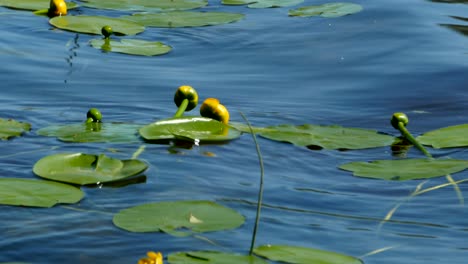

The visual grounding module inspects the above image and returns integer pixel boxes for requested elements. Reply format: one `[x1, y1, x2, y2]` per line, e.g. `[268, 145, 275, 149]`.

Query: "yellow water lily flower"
[138, 251, 163, 264]
[49, 0, 67, 17]
[200, 98, 230, 124]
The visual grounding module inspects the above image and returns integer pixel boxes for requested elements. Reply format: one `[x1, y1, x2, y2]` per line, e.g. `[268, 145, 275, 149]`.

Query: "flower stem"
[173, 98, 188, 118]
[397, 122, 432, 158]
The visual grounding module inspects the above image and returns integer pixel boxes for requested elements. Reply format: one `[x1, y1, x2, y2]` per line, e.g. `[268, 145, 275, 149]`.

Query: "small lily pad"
[289, 3, 363, 18]
[0, 0, 78, 11]
[417, 124, 468, 149]
[90, 38, 172, 56]
[139, 116, 242, 143]
[0, 178, 84, 208]
[33, 153, 148, 185]
[49, 15, 145, 35]
[222, 0, 303, 8]
[253, 244, 363, 264]
[81, 0, 208, 11]
[121, 11, 245, 28]
[0, 118, 31, 140]
[113, 200, 245, 236]
[339, 158, 468, 180]
[168, 251, 268, 264]
[37, 122, 141, 143]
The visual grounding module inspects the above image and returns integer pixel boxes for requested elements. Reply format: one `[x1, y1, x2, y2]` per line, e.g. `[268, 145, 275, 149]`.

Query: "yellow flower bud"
[200, 98, 230, 124]
[49, 0, 67, 16]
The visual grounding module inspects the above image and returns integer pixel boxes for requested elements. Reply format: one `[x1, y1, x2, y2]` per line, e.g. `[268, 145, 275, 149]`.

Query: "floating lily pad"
[222, 0, 303, 8]
[0, 0, 78, 11]
[49, 15, 145, 35]
[33, 153, 148, 185]
[0, 118, 31, 140]
[90, 38, 172, 56]
[253, 245, 363, 264]
[417, 124, 468, 148]
[0, 178, 84, 207]
[121, 11, 245, 28]
[339, 158, 468, 180]
[37, 122, 141, 143]
[139, 116, 242, 143]
[113, 200, 245, 236]
[168, 251, 268, 264]
[289, 3, 363, 18]
[81, 0, 208, 11]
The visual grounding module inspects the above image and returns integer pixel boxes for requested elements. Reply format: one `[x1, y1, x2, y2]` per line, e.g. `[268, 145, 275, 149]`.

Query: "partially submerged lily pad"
[417, 124, 468, 149]
[168, 251, 268, 264]
[81, 0, 208, 12]
[49, 15, 145, 35]
[113, 200, 245, 236]
[121, 11, 245, 28]
[33, 153, 148, 185]
[139, 116, 242, 143]
[90, 38, 172, 56]
[0, 178, 84, 207]
[0, 118, 31, 140]
[0, 0, 78, 11]
[339, 158, 468, 180]
[289, 3, 363, 18]
[222, 0, 303, 8]
[253, 244, 363, 264]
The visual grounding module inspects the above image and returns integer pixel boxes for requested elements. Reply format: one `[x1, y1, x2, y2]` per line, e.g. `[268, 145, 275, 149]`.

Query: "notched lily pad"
[339, 158, 468, 180]
[168, 251, 268, 264]
[49, 15, 145, 35]
[0, 118, 31, 140]
[113, 200, 245, 236]
[121, 11, 245, 28]
[90, 38, 172, 56]
[289, 2, 363, 18]
[417, 124, 468, 149]
[253, 244, 363, 264]
[0, 0, 78, 11]
[0, 178, 84, 207]
[222, 0, 303, 8]
[139, 116, 242, 143]
[81, 0, 208, 11]
[33, 153, 148, 185]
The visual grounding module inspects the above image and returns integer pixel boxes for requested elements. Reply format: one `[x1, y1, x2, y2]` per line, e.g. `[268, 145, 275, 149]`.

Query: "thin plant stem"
[397, 122, 431, 158]
[174, 98, 188, 118]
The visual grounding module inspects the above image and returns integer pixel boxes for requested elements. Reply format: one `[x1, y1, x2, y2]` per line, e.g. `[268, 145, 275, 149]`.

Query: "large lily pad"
[121, 11, 245, 28]
[49, 15, 145, 35]
[139, 117, 242, 143]
[90, 38, 172, 56]
[417, 124, 468, 149]
[33, 153, 148, 185]
[37, 123, 141, 143]
[339, 158, 468, 180]
[168, 251, 268, 264]
[0, 178, 83, 208]
[222, 0, 303, 8]
[0, 118, 31, 140]
[253, 245, 363, 264]
[113, 200, 245, 236]
[289, 3, 363, 18]
[81, 0, 208, 12]
[0, 0, 78, 11]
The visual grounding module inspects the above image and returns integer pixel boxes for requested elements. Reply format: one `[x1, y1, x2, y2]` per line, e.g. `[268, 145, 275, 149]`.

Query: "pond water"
[0, 0, 467, 263]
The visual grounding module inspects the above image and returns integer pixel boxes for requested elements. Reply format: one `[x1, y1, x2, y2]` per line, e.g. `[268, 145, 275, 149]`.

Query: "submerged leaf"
[169, 251, 268, 264]
[90, 38, 172, 56]
[49, 15, 145, 35]
[222, 0, 303, 8]
[289, 3, 363, 18]
[81, 0, 208, 11]
[0, 0, 78, 11]
[0, 118, 31, 140]
[417, 124, 468, 148]
[339, 158, 468, 180]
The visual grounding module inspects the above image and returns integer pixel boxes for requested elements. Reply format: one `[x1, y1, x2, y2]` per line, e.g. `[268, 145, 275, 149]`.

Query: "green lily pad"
[121, 11, 245, 28]
[0, 0, 78, 11]
[37, 122, 141, 143]
[113, 200, 245, 236]
[417, 124, 468, 149]
[81, 0, 208, 11]
[49, 15, 145, 35]
[90, 38, 172, 56]
[0, 118, 31, 140]
[339, 158, 468, 180]
[222, 0, 303, 8]
[0, 178, 84, 208]
[33, 153, 148, 185]
[289, 3, 363, 18]
[253, 245, 363, 264]
[139, 116, 242, 143]
[168, 251, 268, 264]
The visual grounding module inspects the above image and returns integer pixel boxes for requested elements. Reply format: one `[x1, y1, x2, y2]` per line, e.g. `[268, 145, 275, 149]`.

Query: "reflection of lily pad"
[417, 124, 468, 148]
[253, 245, 363, 264]
[0, 118, 31, 140]
[222, 0, 303, 8]
[0, 0, 78, 11]
[113, 200, 245, 236]
[168, 251, 268, 264]
[33, 153, 148, 185]
[121, 11, 245, 28]
[339, 158, 468, 180]
[139, 117, 242, 143]
[49, 15, 145, 35]
[0, 178, 84, 208]
[81, 0, 208, 11]
[90, 38, 172, 56]
[289, 3, 363, 18]
[37, 123, 141, 143]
